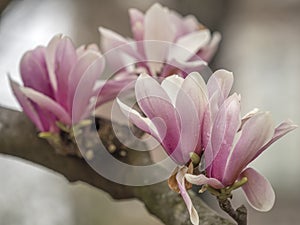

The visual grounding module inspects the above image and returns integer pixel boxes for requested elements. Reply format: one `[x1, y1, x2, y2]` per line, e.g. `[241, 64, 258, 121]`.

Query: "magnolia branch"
[0, 107, 234, 225]
[218, 198, 247, 225]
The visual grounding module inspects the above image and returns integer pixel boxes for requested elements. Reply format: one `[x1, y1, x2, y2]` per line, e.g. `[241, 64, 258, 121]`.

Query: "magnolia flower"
[186, 94, 297, 212]
[117, 69, 234, 163]
[118, 69, 297, 224]
[10, 34, 109, 133]
[100, 3, 221, 79]
[117, 70, 233, 225]
[118, 73, 204, 164]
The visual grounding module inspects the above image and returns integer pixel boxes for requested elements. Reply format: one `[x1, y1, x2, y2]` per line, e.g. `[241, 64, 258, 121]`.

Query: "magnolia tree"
[3, 3, 297, 225]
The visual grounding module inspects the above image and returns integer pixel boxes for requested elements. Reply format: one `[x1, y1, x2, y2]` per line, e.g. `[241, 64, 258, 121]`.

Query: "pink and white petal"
[55, 37, 77, 81]
[253, 120, 298, 161]
[20, 47, 53, 97]
[241, 168, 275, 212]
[68, 51, 104, 111]
[176, 167, 199, 225]
[180, 72, 209, 121]
[160, 58, 206, 78]
[185, 174, 224, 189]
[197, 32, 221, 62]
[170, 11, 198, 38]
[117, 98, 158, 137]
[207, 90, 221, 123]
[144, 3, 175, 74]
[129, 8, 144, 41]
[208, 94, 241, 181]
[171, 30, 211, 62]
[9, 79, 45, 131]
[76, 44, 100, 57]
[240, 108, 260, 130]
[135, 73, 180, 157]
[99, 27, 142, 65]
[169, 11, 186, 38]
[144, 3, 174, 43]
[95, 77, 136, 106]
[85, 43, 100, 52]
[21, 87, 72, 125]
[223, 112, 274, 185]
[45, 34, 63, 92]
[135, 73, 175, 120]
[71, 55, 105, 123]
[161, 75, 184, 105]
[177, 72, 208, 154]
[207, 69, 233, 105]
[55, 36, 77, 109]
[174, 76, 201, 162]
[182, 15, 199, 32]
[176, 59, 207, 75]
[201, 106, 212, 150]
[207, 70, 236, 127]
[36, 107, 58, 132]
[99, 27, 130, 52]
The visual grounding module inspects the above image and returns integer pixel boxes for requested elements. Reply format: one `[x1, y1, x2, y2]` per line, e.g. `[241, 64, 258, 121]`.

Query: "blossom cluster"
[10, 3, 218, 134]
[118, 70, 296, 224]
[10, 3, 296, 225]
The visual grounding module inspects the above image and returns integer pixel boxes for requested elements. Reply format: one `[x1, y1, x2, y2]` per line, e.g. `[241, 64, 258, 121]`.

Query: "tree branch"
[0, 106, 234, 225]
[218, 198, 247, 225]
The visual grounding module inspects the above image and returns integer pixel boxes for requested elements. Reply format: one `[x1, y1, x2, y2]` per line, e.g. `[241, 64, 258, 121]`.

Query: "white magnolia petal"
[161, 75, 184, 105]
[241, 168, 275, 212]
[176, 167, 199, 225]
[135, 73, 174, 119]
[129, 8, 144, 41]
[45, 34, 63, 92]
[207, 69, 234, 104]
[181, 72, 209, 119]
[99, 27, 129, 52]
[171, 30, 211, 62]
[144, 3, 175, 74]
[185, 174, 224, 189]
[177, 72, 208, 155]
[199, 32, 222, 62]
[208, 94, 241, 182]
[223, 112, 274, 185]
[240, 108, 260, 129]
[117, 98, 158, 137]
[135, 73, 181, 163]
[253, 119, 298, 160]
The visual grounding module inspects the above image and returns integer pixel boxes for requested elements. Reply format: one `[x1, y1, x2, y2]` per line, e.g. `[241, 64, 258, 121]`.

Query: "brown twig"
[218, 198, 247, 225]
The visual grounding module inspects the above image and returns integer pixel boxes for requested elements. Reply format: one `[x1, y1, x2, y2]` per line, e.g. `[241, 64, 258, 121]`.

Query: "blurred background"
[0, 0, 299, 224]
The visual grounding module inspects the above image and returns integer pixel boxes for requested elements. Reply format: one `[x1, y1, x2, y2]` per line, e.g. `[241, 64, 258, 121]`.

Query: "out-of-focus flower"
[117, 70, 232, 225]
[100, 3, 221, 79]
[10, 34, 107, 133]
[186, 95, 297, 212]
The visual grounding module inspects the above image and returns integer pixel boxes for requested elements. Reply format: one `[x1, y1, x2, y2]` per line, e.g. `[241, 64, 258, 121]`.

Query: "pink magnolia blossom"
[118, 69, 296, 224]
[100, 3, 221, 79]
[186, 95, 297, 212]
[117, 70, 234, 225]
[118, 72, 207, 165]
[10, 34, 118, 133]
[117, 70, 234, 164]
